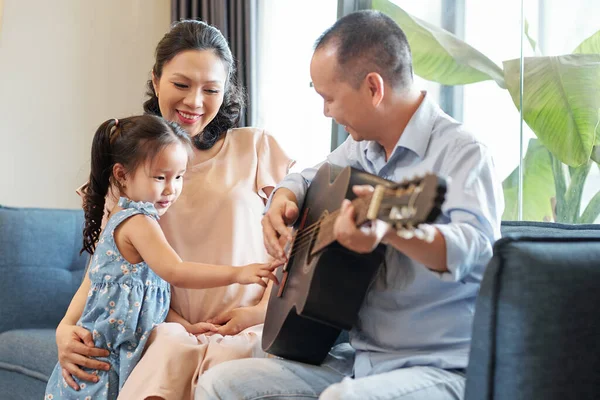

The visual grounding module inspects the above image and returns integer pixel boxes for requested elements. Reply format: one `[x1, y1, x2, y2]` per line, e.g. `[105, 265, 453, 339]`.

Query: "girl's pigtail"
[81, 119, 119, 254]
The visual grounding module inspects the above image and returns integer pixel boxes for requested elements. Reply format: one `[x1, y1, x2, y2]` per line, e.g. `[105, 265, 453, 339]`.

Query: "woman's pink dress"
[115, 128, 293, 399]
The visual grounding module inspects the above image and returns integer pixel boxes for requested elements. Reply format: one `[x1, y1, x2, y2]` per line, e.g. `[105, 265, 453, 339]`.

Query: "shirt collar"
[364, 91, 438, 161]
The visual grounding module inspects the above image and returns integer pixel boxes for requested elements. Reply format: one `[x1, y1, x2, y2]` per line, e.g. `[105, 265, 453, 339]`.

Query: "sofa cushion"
[0, 206, 88, 334]
[0, 329, 57, 381]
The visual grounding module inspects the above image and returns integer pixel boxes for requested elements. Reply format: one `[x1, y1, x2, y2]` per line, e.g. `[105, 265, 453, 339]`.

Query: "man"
[195, 10, 503, 400]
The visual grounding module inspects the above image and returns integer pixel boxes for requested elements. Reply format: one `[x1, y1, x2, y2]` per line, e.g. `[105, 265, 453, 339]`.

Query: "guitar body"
[262, 164, 396, 365]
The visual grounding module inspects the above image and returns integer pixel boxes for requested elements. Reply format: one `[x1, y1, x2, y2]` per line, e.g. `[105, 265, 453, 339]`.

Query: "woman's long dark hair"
[80, 115, 191, 255]
[144, 20, 245, 150]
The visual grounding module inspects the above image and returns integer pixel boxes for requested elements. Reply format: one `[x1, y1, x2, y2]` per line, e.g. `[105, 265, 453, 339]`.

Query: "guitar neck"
[310, 197, 371, 255]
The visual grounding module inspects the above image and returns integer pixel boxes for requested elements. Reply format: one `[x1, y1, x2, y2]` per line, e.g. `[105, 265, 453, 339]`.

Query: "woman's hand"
[187, 322, 220, 335]
[55, 322, 110, 391]
[206, 304, 265, 336]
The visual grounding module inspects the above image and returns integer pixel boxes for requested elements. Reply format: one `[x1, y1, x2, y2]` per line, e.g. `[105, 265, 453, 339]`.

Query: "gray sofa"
[0, 205, 87, 399]
[465, 222, 600, 399]
[1, 205, 599, 399]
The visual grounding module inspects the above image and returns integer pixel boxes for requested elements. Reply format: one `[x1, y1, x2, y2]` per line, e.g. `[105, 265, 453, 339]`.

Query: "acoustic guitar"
[262, 163, 447, 365]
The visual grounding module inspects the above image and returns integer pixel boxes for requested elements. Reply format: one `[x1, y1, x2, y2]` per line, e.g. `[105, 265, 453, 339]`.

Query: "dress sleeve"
[256, 130, 295, 200]
[75, 182, 119, 230]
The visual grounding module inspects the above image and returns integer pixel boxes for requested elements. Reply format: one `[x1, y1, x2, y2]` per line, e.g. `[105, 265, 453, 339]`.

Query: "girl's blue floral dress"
[45, 198, 170, 400]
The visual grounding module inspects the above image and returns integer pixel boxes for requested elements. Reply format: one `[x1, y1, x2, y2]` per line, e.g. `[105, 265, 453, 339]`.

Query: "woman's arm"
[166, 308, 219, 335]
[164, 308, 191, 330]
[207, 282, 274, 336]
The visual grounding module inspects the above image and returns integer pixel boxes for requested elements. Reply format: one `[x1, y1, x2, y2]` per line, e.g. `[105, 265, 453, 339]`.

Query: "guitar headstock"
[356, 173, 446, 235]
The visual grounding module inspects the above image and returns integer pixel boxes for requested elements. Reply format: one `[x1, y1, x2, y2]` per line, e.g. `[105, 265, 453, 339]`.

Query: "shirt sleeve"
[255, 130, 295, 200]
[433, 140, 504, 283]
[265, 136, 356, 210]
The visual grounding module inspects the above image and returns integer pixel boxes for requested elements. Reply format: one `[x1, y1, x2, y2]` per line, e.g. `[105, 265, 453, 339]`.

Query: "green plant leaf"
[573, 30, 600, 54]
[503, 139, 555, 221]
[579, 190, 600, 223]
[592, 146, 600, 163]
[563, 161, 591, 222]
[524, 19, 538, 54]
[551, 154, 567, 221]
[503, 55, 600, 166]
[372, 0, 505, 88]
[591, 108, 600, 164]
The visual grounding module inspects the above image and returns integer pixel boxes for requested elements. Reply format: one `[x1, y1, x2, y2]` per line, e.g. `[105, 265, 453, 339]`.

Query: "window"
[383, 0, 600, 223]
[256, 0, 338, 171]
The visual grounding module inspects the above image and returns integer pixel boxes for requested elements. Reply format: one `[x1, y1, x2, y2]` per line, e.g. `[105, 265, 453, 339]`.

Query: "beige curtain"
[0, 0, 4, 40]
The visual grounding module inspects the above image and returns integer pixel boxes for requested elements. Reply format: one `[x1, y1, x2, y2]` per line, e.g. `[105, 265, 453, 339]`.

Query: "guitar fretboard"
[310, 197, 371, 254]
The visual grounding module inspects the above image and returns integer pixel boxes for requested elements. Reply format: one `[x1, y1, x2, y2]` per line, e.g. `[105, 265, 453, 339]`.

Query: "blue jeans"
[194, 344, 465, 400]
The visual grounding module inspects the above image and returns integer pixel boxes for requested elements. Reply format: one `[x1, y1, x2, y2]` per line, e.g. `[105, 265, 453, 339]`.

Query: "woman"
[56, 20, 293, 399]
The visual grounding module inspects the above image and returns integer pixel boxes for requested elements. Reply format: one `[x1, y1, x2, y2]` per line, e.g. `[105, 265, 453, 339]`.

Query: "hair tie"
[109, 119, 120, 143]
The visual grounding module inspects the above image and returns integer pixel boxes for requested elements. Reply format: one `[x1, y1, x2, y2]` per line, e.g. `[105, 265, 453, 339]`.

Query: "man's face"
[310, 46, 373, 142]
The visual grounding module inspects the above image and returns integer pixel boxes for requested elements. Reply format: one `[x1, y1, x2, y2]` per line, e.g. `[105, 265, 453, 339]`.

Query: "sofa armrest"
[465, 236, 600, 400]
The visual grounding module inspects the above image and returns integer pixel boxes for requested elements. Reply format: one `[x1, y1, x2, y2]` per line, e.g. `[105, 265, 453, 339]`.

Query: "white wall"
[0, 0, 170, 208]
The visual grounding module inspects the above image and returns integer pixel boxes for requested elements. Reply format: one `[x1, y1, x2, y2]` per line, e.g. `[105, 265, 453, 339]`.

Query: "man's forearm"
[383, 227, 448, 272]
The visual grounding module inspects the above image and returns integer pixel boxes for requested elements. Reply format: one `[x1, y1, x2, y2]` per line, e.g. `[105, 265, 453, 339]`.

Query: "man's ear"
[113, 163, 128, 188]
[365, 72, 385, 107]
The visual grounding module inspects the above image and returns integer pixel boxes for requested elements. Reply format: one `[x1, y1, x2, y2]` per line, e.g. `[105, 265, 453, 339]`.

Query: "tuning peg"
[414, 228, 426, 241]
[416, 224, 436, 243]
[396, 226, 414, 240]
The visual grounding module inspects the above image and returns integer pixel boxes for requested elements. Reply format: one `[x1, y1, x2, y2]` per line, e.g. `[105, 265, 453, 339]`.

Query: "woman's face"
[153, 49, 228, 138]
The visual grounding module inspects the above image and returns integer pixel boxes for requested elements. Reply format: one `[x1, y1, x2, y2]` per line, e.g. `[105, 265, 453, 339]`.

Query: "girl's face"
[153, 49, 228, 138]
[118, 143, 189, 216]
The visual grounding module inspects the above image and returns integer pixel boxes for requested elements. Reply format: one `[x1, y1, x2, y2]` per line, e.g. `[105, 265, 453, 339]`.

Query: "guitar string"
[294, 188, 413, 245]
[285, 187, 421, 258]
[285, 195, 374, 250]
[286, 202, 400, 258]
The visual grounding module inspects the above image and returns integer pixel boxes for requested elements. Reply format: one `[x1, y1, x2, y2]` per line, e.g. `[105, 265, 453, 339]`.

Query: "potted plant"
[373, 0, 600, 223]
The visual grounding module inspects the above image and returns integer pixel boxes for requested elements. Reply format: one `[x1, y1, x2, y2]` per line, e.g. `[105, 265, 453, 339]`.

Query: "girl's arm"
[124, 215, 279, 289]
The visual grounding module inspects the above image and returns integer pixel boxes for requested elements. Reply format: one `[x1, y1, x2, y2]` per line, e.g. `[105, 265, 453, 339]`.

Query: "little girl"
[45, 115, 279, 400]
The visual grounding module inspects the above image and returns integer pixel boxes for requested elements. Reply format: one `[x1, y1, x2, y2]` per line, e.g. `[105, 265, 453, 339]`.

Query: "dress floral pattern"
[45, 198, 171, 400]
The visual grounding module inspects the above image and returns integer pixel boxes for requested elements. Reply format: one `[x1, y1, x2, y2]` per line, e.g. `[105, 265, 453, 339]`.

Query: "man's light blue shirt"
[269, 92, 504, 377]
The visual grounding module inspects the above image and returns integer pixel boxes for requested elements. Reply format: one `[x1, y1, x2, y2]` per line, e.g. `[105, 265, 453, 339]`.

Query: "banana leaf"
[573, 29, 600, 54]
[372, 0, 505, 88]
[503, 54, 600, 167]
[503, 139, 555, 221]
[573, 30, 600, 163]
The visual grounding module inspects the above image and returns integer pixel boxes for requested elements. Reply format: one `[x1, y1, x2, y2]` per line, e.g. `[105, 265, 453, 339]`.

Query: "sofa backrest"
[501, 220, 600, 238]
[466, 222, 600, 399]
[0, 205, 88, 334]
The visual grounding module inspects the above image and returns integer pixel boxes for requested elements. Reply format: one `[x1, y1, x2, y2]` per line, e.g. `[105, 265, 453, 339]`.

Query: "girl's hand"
[56, 322, 110, 391]
[186, 322, 219, 335]
[234, 261, 281, 287]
